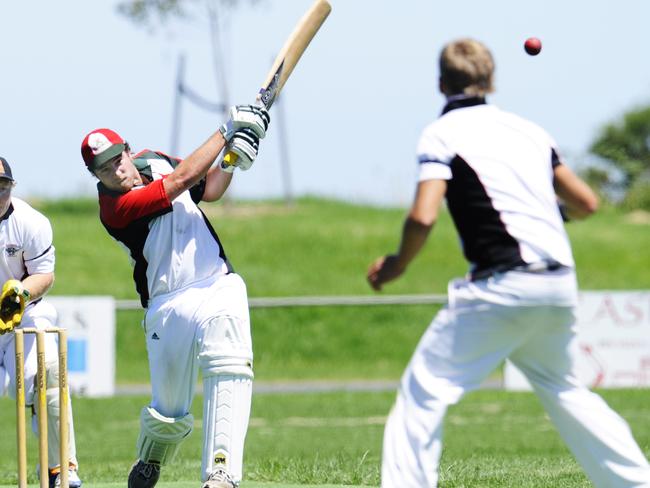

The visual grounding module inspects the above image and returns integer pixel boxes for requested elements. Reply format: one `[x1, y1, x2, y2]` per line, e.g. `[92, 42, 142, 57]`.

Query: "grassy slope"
[35, 198, 650, 383]
[39, 198, 650, 297]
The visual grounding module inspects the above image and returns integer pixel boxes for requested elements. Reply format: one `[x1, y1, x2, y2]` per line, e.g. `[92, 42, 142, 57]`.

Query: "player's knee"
[199, 316, 253, 378]
[201, 354, 253, 378]
[136, 406, 194, 465]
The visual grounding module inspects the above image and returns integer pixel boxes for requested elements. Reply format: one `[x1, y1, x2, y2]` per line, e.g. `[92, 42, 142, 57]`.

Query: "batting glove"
[0, 318, 13, 335]
[220, 128, 260, 173]
[219, 105, 270, 142]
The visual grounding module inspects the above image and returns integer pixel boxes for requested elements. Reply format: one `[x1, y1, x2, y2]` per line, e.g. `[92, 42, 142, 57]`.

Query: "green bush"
[623, 179, 650, 211]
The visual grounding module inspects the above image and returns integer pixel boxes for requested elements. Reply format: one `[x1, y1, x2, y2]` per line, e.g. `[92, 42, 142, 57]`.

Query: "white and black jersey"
[98, 150, 232, 308]
[417, 97, 574, 279]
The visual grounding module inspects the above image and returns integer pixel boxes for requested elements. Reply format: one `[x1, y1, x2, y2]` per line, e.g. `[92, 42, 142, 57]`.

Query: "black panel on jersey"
[198, 208, 234, 273]
[446, 155, 523, 275]
[24, 245, 52, 262]
[0, 203, 14, 222]
[102, 209, 171, 308]
[189, 179, 206, 204]
[551, 148, 562, 168]
[133, 157, 154, 181]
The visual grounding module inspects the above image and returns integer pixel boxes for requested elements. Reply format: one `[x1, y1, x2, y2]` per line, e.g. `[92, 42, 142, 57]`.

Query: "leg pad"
[136, 406, 193, 465]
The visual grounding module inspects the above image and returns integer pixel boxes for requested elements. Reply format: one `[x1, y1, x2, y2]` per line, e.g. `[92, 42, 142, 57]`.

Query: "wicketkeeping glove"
[220, 128, 260, 173]
[0, 279, 29, 335]
[219, 105, 270, 142]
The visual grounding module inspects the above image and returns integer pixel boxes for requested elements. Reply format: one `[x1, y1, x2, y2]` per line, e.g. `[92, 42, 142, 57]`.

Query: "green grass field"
[2, 389, 650, 487]
[0, 484, 358, 488]
[3, 197, 648, 486]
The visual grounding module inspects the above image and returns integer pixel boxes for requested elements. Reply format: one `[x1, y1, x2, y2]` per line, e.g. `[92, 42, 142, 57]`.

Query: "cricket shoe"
[47, 465, 82, 488]
[202, 468, 237, 488]
[128, 460, 161, 488]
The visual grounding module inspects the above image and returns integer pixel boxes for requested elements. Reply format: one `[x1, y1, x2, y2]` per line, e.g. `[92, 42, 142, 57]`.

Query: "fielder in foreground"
[81, 105, 269, 488]
[0, 157, 81, 487]
[367, 38, 650, 487]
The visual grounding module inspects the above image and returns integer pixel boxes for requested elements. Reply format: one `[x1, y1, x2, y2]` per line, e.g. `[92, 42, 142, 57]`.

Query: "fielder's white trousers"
[382, 269, 650, 488]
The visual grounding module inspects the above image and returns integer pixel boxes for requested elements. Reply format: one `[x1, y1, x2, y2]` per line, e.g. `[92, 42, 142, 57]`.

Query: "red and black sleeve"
[99, 179, 172, 229]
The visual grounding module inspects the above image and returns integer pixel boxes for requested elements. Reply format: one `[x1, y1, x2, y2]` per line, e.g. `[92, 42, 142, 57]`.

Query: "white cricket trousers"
[143, 273, 252, 483]
[382, 269, 650, 488]
[144, 273, 251, 417]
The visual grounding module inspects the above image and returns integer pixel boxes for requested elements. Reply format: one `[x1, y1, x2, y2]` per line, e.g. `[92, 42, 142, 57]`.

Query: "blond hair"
[439, 38, 495, 97]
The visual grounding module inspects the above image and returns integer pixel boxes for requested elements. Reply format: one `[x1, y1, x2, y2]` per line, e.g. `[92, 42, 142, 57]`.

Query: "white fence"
[115, 293, 448, 309]
[38, 291, 650, 397]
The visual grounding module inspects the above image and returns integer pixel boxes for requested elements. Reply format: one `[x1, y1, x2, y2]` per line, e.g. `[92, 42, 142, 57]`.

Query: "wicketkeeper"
[81, 104, 269, 488]
[0, 157, 82, 487]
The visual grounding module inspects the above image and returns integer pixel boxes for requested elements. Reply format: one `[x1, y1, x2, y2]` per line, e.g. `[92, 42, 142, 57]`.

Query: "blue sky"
[1, 0, 649, 205]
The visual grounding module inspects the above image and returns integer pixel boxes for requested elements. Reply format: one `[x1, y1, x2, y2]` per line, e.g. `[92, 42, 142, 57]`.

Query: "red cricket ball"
[524, 37, 542, 56]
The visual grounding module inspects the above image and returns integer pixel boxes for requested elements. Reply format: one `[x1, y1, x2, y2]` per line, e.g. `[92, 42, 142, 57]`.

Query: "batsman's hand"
[0, 279, 29, 334]
[220, 128, 260, 173]
[219, 105, 270, 142]
[367, 254, 406, 291]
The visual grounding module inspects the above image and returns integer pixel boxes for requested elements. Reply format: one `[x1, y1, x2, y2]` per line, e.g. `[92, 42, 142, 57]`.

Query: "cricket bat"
[222, 0, 331, 168]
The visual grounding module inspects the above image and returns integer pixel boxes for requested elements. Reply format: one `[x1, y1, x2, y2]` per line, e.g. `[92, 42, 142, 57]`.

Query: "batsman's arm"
[163, 105, 268, 201]
[163, 131, 228, 202]
[202, 165, 234, 202]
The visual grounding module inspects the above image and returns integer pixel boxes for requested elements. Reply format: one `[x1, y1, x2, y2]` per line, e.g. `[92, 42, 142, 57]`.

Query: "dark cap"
[0, 157, 14, 181]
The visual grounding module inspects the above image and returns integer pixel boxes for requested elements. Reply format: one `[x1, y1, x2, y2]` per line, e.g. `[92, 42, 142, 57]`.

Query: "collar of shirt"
[441, 95, 487, 116]
[0, 202, 14, 222]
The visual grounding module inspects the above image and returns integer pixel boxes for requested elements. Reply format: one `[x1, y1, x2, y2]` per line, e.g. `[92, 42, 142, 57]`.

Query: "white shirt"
[417, 99, 574, 276]
[98, 151, 231, 307]
[0, 197, 55, 320]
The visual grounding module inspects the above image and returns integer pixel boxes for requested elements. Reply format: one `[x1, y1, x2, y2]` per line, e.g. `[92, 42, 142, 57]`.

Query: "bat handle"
[223, 151, 239, 167]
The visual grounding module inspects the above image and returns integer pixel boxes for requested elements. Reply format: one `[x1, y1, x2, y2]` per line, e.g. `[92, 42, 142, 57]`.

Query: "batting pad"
[201, 372, 253, 483]
[137, 407, 194, 465]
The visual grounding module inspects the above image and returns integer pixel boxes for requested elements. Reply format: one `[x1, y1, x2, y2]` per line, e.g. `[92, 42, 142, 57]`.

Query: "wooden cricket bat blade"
[223, 0, 331, 168]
